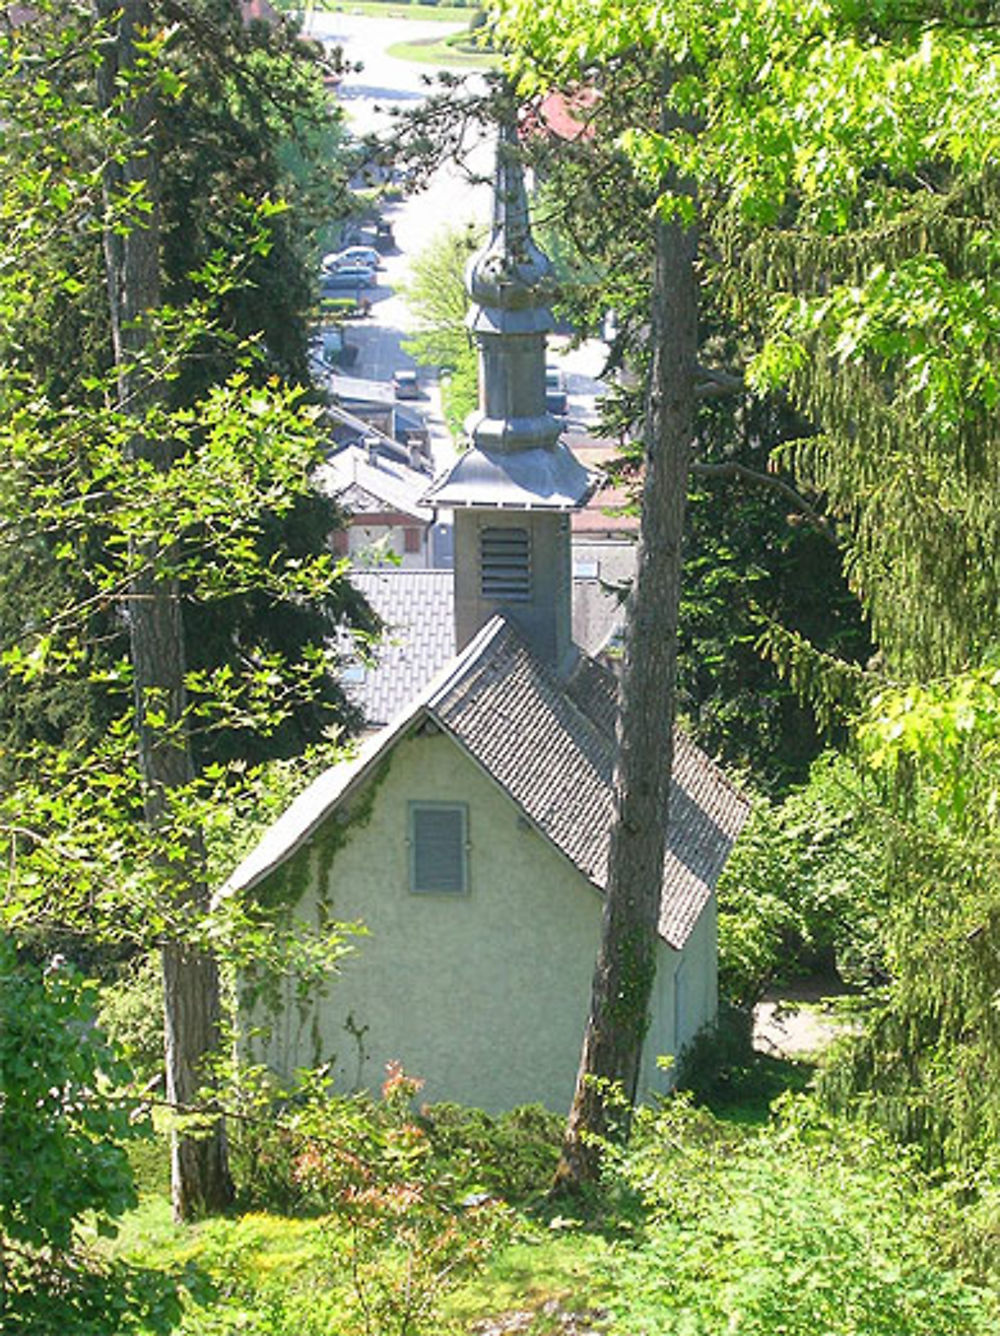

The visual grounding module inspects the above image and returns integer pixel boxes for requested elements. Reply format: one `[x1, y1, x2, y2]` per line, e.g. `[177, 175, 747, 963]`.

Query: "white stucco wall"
[348, 522, 428, 569]
[247, 728, 715, 1113]
[638, 892, 716, 1098]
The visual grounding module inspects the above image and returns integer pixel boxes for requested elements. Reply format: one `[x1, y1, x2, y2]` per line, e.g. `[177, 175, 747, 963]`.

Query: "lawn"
[387, 29, 497, 67]
[105, 1181, 614, 1336]
[311, 0, 476, 21]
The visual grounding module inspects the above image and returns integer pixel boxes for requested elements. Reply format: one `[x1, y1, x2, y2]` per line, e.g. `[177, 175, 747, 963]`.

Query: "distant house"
[314, 443, 450, 569]
[1, 3, 34, 26]
[226, 128, 748, 1113]
[569, 434, 639, 659]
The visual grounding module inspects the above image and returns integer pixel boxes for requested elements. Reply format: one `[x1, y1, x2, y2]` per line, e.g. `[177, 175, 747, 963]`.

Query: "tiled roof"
[347, 570, 456, 726]
[315, 447, 433, 523]
[426, 621, 749, 948]
[225, 617, 748, 949]
[569, 437, 640, 536]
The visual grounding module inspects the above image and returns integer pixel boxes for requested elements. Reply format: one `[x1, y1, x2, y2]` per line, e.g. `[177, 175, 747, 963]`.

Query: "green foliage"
[0, 940, 185, 1333]
[819, 666, 1000, 1171]
[678, 417, 869, 789]
[515, 46, 868, 788]
[717, 754, 886, 1005]
[99, 952, 167, 1088]
[0, 0, 371, 787]
[606, 1093, 1000, 1335]
[399, 224, 482, 436]
[223, 1060, 562, 1214]
[212, 1062, 514, 1336]
[416, 1102, 565, 1201]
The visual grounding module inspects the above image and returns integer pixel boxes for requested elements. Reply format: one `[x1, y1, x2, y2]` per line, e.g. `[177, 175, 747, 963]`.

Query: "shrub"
[717, 753, 886, 1005]
[418, 1102, 564, 1200]
[0, 942, 184, 1334]
[99, 951, 165, 1087]
[673, 1003, 755, 1099]
[608, 1093, 999, 1336]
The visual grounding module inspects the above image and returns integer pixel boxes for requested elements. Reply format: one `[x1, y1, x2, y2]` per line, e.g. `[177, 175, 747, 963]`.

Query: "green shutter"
[410, 804, 467, 893]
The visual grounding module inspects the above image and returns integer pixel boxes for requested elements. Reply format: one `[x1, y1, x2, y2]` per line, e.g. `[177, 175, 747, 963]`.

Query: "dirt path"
[752, 977, 859, 1059]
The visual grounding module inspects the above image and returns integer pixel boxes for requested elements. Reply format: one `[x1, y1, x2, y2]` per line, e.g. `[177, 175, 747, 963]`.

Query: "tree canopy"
[496, 0, 1000, 1173]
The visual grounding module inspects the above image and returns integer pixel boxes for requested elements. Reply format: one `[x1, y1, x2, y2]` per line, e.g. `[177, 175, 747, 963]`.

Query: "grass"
[101, 1185, 613, 1335]
[100, 1044, 817, 1334]
[314, 1, 476, 20]
[387, 28, 497, 67]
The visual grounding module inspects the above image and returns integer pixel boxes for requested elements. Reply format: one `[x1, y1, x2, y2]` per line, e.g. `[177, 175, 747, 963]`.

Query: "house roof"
[347, 569, 456, 725]
[570, 436, 640, 536]
[240, 0, 281, 22]
[423, 441, 595, 511]
[314, 446, 433, 523]
[224, 615, 749, 950]
[331, 374, 396, 408]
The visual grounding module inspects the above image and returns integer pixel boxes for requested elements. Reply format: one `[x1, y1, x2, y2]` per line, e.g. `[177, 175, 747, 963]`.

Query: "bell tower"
[425, 123, 592, 671]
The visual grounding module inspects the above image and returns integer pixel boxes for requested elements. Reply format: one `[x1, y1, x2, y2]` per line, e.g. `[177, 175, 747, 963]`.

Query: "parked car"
[393, 368, 420, 399]
[545, 365, 568, 416]
[320, 265, 375, 293]
[322, 246, 381, 273]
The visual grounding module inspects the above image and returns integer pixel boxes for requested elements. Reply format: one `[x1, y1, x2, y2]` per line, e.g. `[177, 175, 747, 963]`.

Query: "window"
[480, 527, 531, 601]
[404, 526, 421, 554]
[409, 802, 468, 894]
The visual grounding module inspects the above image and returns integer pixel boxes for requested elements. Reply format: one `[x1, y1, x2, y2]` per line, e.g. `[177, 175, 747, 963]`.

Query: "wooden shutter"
[410, 804, 467, 893]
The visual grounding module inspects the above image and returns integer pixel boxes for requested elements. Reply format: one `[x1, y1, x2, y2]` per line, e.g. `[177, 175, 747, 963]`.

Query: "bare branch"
[690, 459, 836, 539]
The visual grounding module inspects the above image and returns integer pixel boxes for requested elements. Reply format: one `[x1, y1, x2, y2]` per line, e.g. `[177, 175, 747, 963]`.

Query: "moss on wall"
[238, 756, 394, 1042]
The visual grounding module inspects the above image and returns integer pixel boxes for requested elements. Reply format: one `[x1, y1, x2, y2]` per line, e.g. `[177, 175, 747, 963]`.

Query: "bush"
[99, 951, 165, 1087]
[418, 1102, 564, 1200]
[0, 942, 184, 1334]
[225, 1061, 563, 1212]
[717, 752, 886, 1005]
[608, 1093, 1000, 1335]
[674, 1003, 755, 1099]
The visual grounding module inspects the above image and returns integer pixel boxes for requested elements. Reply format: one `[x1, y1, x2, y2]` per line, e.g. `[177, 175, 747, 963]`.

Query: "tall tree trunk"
[555, 153, 699, 1193]
[95, 0, 233, 1220]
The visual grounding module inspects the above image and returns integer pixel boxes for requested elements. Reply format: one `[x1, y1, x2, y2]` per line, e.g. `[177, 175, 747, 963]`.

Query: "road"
[303, 12, 607, 464]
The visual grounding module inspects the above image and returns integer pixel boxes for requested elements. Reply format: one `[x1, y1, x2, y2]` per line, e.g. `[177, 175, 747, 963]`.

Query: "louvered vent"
[410, 803, 468, 894]
[480, 527, 531, 601]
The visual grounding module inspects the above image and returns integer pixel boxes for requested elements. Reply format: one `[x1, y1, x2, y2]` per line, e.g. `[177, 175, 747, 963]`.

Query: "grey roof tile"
[348, 569, 456, 726]
[315, 447, 433, 522]
[427, 620, 749, 949]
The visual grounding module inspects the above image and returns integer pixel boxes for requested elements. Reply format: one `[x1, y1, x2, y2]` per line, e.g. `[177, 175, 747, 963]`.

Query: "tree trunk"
[95, 0, 233, 1220]
[555, 165, 699, 1193]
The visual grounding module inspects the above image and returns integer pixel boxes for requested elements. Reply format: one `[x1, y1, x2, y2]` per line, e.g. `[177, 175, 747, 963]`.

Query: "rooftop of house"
[569, 435, 640, 536]
[239, 0, 282, 26]
[314, 445, 433, 523]
[225, 615, 750, 950]
[346, 568, 455, 724]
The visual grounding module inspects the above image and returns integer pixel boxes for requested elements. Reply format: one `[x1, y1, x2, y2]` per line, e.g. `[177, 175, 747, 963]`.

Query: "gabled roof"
[314, 446, 433, 523]
[224, 616, 749, 950]
[240, 0, 281, 23]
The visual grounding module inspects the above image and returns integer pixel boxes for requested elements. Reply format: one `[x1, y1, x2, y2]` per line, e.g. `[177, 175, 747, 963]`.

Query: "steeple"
[425, 121, 592, 670]
[463, 120, 561, 455]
